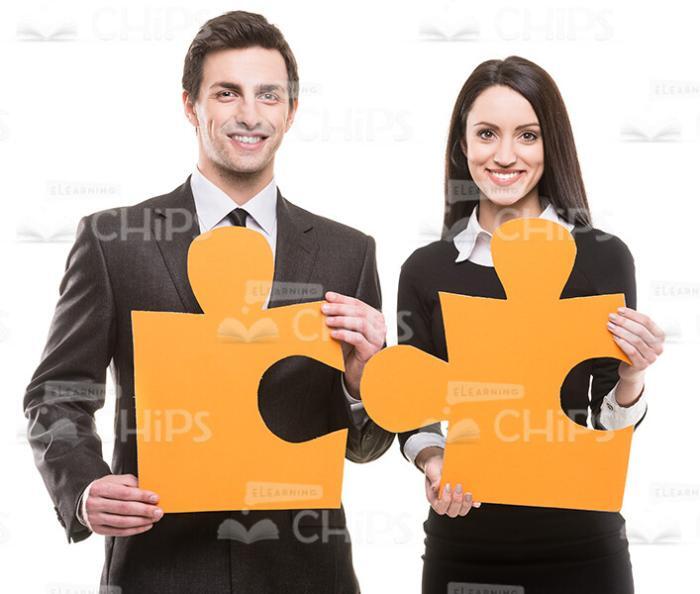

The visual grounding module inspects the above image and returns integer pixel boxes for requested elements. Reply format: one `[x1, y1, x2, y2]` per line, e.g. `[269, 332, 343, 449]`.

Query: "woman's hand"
[415, 446, 480, 517]
[607, 307, 665, 405]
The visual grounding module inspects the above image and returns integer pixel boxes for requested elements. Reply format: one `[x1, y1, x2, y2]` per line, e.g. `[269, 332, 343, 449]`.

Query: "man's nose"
[234, 97, 262, 129]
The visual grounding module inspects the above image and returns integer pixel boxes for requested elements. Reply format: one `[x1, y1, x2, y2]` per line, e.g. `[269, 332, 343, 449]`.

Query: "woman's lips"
[486, 168, 526, 187]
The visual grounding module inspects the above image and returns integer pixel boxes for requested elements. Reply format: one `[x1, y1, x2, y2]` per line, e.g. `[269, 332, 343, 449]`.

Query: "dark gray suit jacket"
[23, 176, 395, 593]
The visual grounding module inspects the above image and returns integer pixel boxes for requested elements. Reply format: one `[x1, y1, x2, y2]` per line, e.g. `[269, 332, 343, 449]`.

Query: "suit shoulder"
[79, 188, 183, 238]
[306, 208, 370, 244]
[287, 201, 373, 254]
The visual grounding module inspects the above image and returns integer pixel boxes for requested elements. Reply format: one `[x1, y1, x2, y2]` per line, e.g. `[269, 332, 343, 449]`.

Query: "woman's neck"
[477, 189, 544, 234]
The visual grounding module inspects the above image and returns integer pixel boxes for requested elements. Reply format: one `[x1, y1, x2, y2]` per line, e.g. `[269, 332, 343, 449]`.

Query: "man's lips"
[486, 168, 526, 187]
[227, 133, 269, 151]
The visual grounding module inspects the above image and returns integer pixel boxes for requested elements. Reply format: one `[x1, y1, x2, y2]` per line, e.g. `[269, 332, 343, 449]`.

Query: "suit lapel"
[270, 188, 320, 308]
[152, 179, 319, 312]
[152, 176, 202, 313]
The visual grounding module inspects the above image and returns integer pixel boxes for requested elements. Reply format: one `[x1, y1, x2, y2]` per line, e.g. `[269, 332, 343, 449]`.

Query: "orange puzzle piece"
[132, 227, 347, 513]
[361, 218, 634, 511]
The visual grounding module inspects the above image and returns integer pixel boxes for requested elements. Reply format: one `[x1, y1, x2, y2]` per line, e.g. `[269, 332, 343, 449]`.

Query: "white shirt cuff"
[76, 480, 95, 531]
[598, 381, 648, 430]
[341, 374, 369, 430]
[403, 431, 446, 465]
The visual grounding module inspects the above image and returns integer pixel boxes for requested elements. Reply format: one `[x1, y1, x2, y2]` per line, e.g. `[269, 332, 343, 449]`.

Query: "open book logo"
[16, 219, 78, 243]
[217, 518, 280, 544]
[626, 518, 682, 545]
[27, 415, 79, 446]
[16, 21, 77, 42]
[216, 317, 279, 343]
[620, 119, 682, 142]
[419, 2, 480, 41]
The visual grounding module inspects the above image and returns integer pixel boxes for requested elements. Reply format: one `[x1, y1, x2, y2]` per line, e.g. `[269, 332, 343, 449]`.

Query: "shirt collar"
[190, 165, 278, 235]
[454, 199, 575, 263]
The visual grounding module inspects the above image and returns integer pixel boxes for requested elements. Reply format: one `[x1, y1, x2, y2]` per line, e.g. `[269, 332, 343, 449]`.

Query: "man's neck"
[197, 161, 274, 206]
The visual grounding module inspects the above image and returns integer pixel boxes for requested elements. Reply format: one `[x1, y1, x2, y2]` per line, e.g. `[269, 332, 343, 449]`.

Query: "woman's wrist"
[615, 377, 646, 407]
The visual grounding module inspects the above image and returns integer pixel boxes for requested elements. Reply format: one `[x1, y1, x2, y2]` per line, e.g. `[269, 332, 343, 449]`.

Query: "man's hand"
[84, 473, 163, 536]
[322, 291, 386, 398]
[415, 446, 480, 518]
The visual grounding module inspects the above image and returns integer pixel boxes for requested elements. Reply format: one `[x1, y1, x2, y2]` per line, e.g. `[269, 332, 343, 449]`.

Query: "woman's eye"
[522, 131, 538, 142]
[478, 129, 495, 140]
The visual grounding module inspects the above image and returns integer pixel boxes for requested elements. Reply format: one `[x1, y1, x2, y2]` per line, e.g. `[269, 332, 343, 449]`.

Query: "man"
[24, 11, 394, 593]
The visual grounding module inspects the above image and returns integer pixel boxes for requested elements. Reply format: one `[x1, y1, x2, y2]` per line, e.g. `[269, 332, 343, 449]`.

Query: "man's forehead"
[202, 47, 288, 85]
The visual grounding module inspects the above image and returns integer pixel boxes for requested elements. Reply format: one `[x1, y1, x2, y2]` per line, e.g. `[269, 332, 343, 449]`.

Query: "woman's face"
[462, 85, 544, 207]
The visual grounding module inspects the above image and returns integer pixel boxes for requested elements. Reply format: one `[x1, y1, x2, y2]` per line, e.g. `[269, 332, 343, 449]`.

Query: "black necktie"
[227, 207, 249, 227]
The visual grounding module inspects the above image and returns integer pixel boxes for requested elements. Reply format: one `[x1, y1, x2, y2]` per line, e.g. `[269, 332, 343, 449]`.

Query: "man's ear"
[285, 98, 299, 132]
[182, 90, 199, 128]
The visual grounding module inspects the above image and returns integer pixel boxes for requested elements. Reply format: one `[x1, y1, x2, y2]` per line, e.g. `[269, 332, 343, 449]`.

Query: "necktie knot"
[227, 207, 249, 227]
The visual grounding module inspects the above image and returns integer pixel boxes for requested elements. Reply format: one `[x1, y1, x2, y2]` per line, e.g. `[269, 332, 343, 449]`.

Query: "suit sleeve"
[342, 234, 396, 463]
[396, 260, 445, 464]
[590, 236, 647, 430]
[23, 215, 115, 543]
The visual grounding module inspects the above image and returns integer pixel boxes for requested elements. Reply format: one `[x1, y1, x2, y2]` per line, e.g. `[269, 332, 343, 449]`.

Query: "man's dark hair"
[182, 11, 299, 109]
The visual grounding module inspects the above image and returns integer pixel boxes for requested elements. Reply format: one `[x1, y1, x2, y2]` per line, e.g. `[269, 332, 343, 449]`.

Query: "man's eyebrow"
[211, 81, 242, 92]
[472, 121, 540, 130]
[257, 83, 285, 94]
[210, 81, 286, 94]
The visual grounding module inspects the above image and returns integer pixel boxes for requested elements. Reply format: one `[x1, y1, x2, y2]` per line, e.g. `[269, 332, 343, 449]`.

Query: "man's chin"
[216, 158, 271, 178]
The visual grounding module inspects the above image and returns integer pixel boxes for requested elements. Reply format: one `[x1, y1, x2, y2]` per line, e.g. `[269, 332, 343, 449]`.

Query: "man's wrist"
[415, 446, 444, 472]
[342, 371, 361, 400]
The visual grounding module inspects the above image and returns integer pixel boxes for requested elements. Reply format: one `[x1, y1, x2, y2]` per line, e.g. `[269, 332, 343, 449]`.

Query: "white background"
[1, 0, 698, 592]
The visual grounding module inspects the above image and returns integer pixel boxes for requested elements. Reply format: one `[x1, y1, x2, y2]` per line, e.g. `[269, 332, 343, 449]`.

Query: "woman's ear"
[459, 137, 468, 159]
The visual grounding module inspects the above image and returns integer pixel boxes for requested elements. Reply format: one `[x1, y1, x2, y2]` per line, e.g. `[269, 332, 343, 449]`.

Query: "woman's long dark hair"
[443, 55, 591, 240]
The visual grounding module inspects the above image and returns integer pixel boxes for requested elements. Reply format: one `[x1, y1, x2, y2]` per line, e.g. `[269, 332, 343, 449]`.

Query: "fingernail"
[608, 313, 618, 320]
[473, 502, 481, 508]
[444, 483, 451, 494]
[149, 494, 159, 503]
[618, 307, 626, 313]
[321, 304, 329, 312]
[153, 508, 163, 518]
[607, 321, 615, 329]
[455, 484, 463, 494]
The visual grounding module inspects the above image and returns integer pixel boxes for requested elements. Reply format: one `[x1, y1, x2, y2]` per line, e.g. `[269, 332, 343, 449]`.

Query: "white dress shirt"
[77, 166, 367, 530]
[402, 200, 648, 465]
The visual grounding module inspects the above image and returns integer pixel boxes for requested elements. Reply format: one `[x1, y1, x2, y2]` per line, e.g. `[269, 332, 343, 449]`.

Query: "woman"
[397, 56, 665, 594]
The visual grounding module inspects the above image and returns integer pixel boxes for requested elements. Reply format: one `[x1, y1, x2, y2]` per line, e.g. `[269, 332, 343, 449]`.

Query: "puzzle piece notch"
[133, 226, 348, 513]
[361, 218, 635, 511]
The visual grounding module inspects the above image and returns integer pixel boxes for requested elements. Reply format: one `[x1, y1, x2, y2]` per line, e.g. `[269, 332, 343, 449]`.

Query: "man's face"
[185, 46, 296, 177]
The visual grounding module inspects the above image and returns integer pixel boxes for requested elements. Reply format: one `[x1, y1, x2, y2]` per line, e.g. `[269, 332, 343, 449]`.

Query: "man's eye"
[218, 91, 235, 98]
[261, 93, 278, 101]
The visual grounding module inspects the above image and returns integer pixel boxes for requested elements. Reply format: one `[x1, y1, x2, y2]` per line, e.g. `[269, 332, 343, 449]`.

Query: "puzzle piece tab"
[132, 227, 347, 512]
[361, 218, 633, 511]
